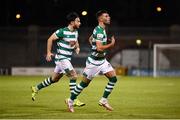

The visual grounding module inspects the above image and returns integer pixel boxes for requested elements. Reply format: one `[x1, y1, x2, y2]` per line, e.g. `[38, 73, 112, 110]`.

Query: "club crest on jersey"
[97, 34, 103, 39]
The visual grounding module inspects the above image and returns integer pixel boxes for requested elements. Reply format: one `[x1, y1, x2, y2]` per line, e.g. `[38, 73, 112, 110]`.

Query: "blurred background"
[0, 0, 180, 76]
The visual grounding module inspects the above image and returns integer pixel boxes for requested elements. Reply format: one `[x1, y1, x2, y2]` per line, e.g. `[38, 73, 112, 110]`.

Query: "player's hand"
[75, 47, 80, 54]
[70, 41, 76, 47]
[46, 52, 54, 62]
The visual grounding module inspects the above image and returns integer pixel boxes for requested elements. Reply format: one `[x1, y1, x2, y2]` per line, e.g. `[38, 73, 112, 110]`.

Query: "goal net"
[153, 44, 180, 77]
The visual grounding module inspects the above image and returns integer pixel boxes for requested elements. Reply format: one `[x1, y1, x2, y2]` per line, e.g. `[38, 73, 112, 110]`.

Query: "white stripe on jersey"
[58, 42, 74, 49]
[55, 54, 70, 60]
[63, 31, 78, 36]
[88, 56, 105, 65]
[91, 52, 99, 56]
[92, 46, 96, 49]
[63, 38, 77, 42]
[57, 49, 72, 55]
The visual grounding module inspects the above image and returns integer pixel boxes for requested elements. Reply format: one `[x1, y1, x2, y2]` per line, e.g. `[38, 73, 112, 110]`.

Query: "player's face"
[102, 13, 111, 25]
[73, 17, 81, 29]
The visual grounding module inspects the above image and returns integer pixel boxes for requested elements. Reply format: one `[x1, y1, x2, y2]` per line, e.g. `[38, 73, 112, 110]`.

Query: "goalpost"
[153, 44, 180, 77]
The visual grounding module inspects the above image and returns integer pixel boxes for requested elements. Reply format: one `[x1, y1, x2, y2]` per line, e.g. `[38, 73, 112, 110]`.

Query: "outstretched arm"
[46, 33, 58, 62]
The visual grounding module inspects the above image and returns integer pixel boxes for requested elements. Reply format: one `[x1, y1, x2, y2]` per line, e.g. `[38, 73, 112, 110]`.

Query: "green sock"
[69, 79, 76, 95]
[70, 81, 88, 100]
[103, 76, 117, 98]
[36, 77, 54, 90]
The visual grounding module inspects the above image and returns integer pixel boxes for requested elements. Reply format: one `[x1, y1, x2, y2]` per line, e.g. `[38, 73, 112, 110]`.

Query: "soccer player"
[65, 10, 118, 112]
[31, 12, 85, 107]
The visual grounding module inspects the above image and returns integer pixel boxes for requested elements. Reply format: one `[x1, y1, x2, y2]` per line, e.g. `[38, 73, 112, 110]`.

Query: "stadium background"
[0, 0, 180, 119]
[0, 0, 180, 76]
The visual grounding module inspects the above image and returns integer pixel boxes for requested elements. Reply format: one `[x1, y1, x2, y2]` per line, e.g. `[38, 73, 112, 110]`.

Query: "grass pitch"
[0, 75, 180, 119]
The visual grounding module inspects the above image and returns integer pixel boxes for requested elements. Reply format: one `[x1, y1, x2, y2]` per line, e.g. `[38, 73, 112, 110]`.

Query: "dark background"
[0, 0, 180, 75]
[1, 0, 180, 27]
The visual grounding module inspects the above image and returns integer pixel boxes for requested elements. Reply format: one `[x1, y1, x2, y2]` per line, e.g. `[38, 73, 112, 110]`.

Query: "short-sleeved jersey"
[87, 25, 107, 66]
[54, 27, 78, 62]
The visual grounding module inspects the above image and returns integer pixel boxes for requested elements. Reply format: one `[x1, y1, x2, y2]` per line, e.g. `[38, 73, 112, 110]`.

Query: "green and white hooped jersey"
[87, 25, 107, 66]
[55, 27, 78, 61]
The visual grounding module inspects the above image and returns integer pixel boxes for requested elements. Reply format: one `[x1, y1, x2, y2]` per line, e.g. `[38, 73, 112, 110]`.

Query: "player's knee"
[52, 79, 59, 83]
[109, 76, 117, 83]
[51, 77, 60, 83]
[84, 82, 89, 88]
[70, 75, 77, 80]
[82, 77, 91, 86]
[67, 71, 77, 80]
[80, 80, 89, 88]
[51, 73, 63, 83]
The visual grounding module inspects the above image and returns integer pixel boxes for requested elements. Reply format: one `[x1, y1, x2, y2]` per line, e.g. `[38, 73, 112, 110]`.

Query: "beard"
[104, 21, 110, 25]
[73, 25, 79, 29]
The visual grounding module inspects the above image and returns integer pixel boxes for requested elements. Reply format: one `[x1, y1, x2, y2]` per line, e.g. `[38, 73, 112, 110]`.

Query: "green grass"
[0, 75, 180, 119]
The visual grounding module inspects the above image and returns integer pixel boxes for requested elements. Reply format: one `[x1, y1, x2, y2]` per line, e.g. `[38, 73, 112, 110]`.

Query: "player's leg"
[65, 76, 90, 112]
[70, 76, 91, 101]
[66, 69, 85, 107]
[31, 72, 63, 101]
[65, 61, 97, 112]
[99, 60, 118, 111]
[103, 70, 117, 99]
[62, 59, 86, 107]
[70, 61, 99, 101]
[66, 69, 77, 95]
[31, 63, 64, 101]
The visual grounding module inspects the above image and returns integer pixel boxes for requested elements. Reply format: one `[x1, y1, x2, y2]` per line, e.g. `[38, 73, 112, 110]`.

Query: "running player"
[65, 10, 118, 112]
[31, 12, 85, 107]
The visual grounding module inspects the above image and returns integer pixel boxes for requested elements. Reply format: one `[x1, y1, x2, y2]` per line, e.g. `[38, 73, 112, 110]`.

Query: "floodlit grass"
[0, 76, 180, 119]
